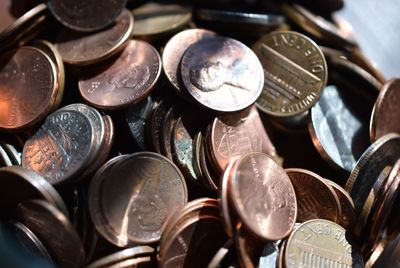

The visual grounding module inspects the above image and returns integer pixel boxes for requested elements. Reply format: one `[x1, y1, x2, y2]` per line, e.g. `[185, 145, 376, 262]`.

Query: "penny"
[191, 132, 208, 190]
[16, 199, 85, 268]
[89, 152, 188, 246]
[370, 79, 400, 141]
[87, 246, 154, 268]
[106, 256, 153, 268]
[284, 219, 363, 268]
[208, 240, 237, 268]
[181, 36, 264, 112]
[286, 168, 341, 223]
[349, 48, 386, 84]
[200, 136, 219, 192]
[366, 234, 400, 268]
[160, 107, 176, 161]
[163, 28, 216, 94]
[253, 31, 327, 117]
[47, 0, 126, 32]
[230, 153, 297, 241]
[79, 40, 161, 110]
[146, 100, 168, 153]
[210, 106, 277, 173]
[0, 46, 59, 132]
[55, 9, 134, 66]
[22, 109, 96, 185]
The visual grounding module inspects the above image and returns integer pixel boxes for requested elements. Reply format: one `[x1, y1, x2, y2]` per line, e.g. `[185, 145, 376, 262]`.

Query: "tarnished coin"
[0, 46, 58, 132]
[55, 9, 134, 66]
[284, 219, 363, 268]
[22, 110, 96, 185]
[230, 153, 297, 241]
[47, 0, 127, 32]
[181, 36, 264, 112]
[89, 152, 188, 246]
[87, 246, 154, 268]
[79, 40, 161, 110]
[286, 168, 341, 223]
[370, 79, 400, 141]
[253, 31, 327, 117]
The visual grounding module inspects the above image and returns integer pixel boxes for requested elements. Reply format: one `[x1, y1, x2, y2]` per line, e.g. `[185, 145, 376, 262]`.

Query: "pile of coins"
[0, 0, 399, 267]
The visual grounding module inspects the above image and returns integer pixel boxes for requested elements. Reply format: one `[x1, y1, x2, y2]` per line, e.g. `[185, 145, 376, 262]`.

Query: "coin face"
[22, 110, 95, 185]
[181, 36, 264, 112]
[79, 40, 161, 110]
[55, 9, 134, 66]
[253, 31, 327, 117]
[230, 153, 297, 241]
[0, 46, 58, 131]
[47, 0, 127, 32]
[284, 219, 363, 268]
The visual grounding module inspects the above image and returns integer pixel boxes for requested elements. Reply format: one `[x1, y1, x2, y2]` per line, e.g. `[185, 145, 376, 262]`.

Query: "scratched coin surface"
[55, 9, 134, 66]
[22, 110, 95, 185]
[230, 152, 297, 241]
[181, 36, 264, 112]
[0, 46, 58, 131]
[284, 219, 363, 268]
[88, 152, 188, 246]
[79, 40, 161, 110]
[47, 0, 127, 32]
[253, 31, 327, 117]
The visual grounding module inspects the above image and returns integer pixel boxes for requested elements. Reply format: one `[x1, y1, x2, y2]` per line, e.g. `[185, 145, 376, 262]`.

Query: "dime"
[47, 0, 126, 32]
[79, 40, 161, 110]
[87, 246, 154, 268]
[181, 36, 264, 112]
[55, 9, 134, 66]
[230, 153, 297, 241]
[253, 31, 327, 117]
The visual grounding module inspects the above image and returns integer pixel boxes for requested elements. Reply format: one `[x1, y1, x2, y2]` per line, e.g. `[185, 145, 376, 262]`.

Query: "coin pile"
[0, 0, 399, 267]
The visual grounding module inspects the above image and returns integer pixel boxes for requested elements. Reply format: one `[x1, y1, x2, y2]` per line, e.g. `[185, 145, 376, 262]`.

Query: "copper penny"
[230, 152, 297, 241]
[146, 100, 168, 153]
[210, 106, 277, 173]
[89, 152, 188, 246]
[160, 107, 176, 161]
[285, 168, 341, 223]
[181, 36, 264, 112]
[47, 0, 126, 32]
[0, 46, 58, 131]
[253, 31, 327, 117]
[370, 79, 400, 141]
[87, 246, 154, 268]
[79, 40, 161, 110]
[55, 9, 134, 66]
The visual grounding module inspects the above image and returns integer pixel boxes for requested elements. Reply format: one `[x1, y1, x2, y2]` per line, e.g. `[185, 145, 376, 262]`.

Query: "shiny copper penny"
[181, 36, 264, 112]
[89, 152, 188, 246]
[0, 46, 58, 131]
[230, 153, 297, 241]
[370, 79, 400, 141]
[47, 0, 126, 32]
[253, 31, 327, 117]
[79, 40, 161, 110]
[210, 106, 277, 173]
[286, 168, 341, 223]
[55, 9, 134, 66]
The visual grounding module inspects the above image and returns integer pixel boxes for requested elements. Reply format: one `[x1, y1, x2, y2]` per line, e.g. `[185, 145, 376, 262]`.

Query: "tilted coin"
[87, 246, 154, 268]
[0, 144, 13, 167]
[208, 240, 237, 268]
[253, 31, 327, 117]
[55, 9, 134, 66]
[106, 256, 153, 268]
[79, 40, 161, 110]
[47, 0, 127, 32]
[146, 100, 168, 153]
[0, 46, 59, 132]
[181, 36, 264, 112]
[2, 142, 21, 165]
[160, 107, 176, 161]
[200, 135, 219, 193]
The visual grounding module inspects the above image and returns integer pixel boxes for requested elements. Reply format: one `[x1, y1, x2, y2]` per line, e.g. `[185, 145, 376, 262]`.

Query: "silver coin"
[87, 246, 154, 268]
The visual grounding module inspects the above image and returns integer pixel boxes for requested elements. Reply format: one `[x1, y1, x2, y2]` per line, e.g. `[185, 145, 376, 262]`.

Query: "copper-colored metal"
[87, 246, 154, 268]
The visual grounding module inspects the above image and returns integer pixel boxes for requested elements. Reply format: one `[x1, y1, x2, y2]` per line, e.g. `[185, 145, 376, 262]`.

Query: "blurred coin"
[200, 135, 219, 193]
[146, 100, 168, 153]
[106, 256, 153, 268]
[87, 246, 154, 268]
[207, 240, 237, 268]
[181, 36, 264, 112]
[160, 107, 176, 161]
[47, 0, 126, 32]
[79, 40, 161, 110]
[0, 144, 13, 167]
[253, 31, 327, 117]
[55, 9, 134, 66]
[1, 142, 21, 165]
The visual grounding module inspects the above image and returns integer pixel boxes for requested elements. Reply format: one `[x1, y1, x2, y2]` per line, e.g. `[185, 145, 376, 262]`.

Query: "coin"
[146, 100, 168, 153]
[0, 144, 13, 167]
[253, 31, 327, 117]
[230, 153, 297, 241]
[87, 246, 154, 268]
[78, 40, 161, 110]
[55, 9, 134, 66]
[200, 135, 219, 192]
[106, 256, 153, 268]
[181, 36, 264, 112]
[89, 152, 188, 246]
[0, 46, 59, 132]
[284, 219, 363, 268]
[47, 0, 126, 32]
[16, 199, 85, 268]
[208, 240, 237, 268]
[286, 168, 341, 223]
[160, 107, 176, 161]
[370, 79, 400, 141]
[1, 142, 21, 165]
[22, 110, 96, 185]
